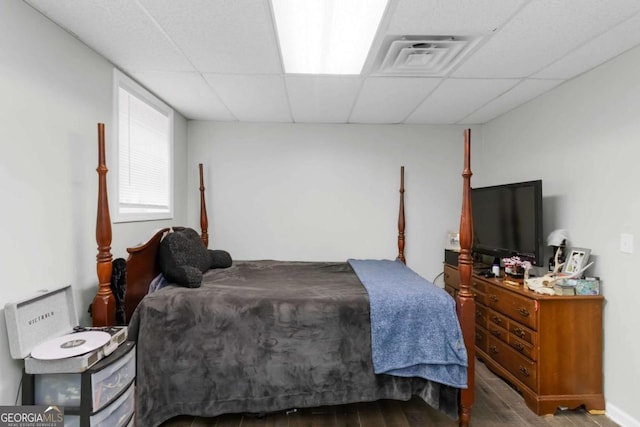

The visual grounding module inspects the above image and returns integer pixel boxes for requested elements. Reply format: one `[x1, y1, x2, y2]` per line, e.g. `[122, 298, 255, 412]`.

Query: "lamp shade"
[547, 229, 569, 247]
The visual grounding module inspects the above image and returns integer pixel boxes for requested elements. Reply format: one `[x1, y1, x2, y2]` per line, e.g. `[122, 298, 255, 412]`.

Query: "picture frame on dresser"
[563, 247, 591, 274]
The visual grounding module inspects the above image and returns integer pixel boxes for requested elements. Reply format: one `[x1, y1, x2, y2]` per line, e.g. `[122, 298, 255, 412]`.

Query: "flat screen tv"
[471, 180, 544, 266]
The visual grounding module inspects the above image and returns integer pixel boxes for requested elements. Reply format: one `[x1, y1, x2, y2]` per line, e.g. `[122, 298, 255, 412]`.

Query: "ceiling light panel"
[271, 0, 388, 74]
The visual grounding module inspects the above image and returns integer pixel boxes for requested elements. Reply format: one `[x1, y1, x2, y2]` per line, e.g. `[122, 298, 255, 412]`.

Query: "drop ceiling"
[23, 0, 640, 124]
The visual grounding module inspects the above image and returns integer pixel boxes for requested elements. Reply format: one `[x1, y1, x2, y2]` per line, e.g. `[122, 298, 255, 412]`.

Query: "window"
[113, 69, 173, 222]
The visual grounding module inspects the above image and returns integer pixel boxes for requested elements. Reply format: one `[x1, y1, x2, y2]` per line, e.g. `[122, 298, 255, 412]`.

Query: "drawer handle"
[475, 310, 483, 318]
[489, 294, 498, 303]
[475, 332, 483, 341]
[490, 330, 501, 338]
[518, 307, 530, 317]
[519, 366, 530, 377]
[491, 315, 502, 324]
[489, 345, 498, 355]
[513, 327, 526, 338]
[513, 342, 525, 352]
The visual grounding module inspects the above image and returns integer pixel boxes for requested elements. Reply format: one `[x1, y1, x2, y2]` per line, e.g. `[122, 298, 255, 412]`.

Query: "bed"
[90, 124, 477, 427]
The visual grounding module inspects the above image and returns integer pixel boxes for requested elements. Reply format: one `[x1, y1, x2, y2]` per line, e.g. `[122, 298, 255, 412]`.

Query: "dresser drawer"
[443, 265, 459, 288]
[475, 326, 488, 353]
[444, 285, 456, 298]
[471, 278, 486, 293]
[486, 286, 537, 329]
[488, 337, 537, 391]
[508, 334, 536, 361]
[471, 278, 486, 304]
[487, 320, 509, 344]
[487, 309, 537, 360]
[475, 304, 488, 329]
[508, 322, 536, 346]
[488, 308, 509, 330]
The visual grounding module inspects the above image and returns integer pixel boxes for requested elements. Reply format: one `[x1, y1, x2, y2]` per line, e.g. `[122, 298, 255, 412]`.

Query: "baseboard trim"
[606, 402, 640, 427]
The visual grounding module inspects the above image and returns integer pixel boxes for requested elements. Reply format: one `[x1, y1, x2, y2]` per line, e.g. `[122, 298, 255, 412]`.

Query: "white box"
[4, 285, 126, 373]
[4, 285, 78, 360]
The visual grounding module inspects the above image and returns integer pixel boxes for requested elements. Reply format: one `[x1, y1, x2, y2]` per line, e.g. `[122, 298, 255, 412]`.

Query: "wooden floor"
[160, 360, 618, 427]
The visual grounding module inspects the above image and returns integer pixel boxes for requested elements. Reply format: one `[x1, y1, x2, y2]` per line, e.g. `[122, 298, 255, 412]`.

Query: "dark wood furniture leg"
[199, 163, 209, 248]
[92, 123, 115, 327]
[398, 166, 406, 263]
[457, 129, 475, 426]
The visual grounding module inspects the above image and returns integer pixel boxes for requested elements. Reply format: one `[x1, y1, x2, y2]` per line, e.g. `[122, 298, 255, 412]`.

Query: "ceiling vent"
[374, 35, 482, 77]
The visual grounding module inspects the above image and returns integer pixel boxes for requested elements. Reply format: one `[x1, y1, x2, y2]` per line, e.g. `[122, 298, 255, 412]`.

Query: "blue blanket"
[348, 259, 468, 388]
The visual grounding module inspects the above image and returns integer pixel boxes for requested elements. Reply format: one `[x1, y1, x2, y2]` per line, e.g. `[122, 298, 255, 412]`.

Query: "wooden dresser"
[444, 263, 605, 415]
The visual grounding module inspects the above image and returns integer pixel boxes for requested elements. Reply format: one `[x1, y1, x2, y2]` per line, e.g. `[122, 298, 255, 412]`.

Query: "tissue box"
[560, 278, 600, 295]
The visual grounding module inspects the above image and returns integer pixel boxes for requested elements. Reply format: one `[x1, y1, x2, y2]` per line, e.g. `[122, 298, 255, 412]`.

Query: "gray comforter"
[128, 260, 460, 427]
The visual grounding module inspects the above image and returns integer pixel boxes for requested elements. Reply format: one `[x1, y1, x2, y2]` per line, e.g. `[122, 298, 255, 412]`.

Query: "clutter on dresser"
[563, 247, 591, 274]
[523, 241, 595, 295]
[4, 285, 135, 427]
[547, 229, 569, 272]
[501, 256, 531, 278]
[557, 277, 601, 296]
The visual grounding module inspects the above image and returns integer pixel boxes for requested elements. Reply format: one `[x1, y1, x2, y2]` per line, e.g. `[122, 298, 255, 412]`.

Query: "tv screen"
[471, 180, 543, 266]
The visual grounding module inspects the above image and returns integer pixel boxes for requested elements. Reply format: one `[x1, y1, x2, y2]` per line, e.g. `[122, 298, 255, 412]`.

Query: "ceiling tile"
[460, 79, 563, 124]
[137, 0, 282, 74]
[286, 76, 362, 123]
[406, 79, 519, 124]
[349, 77, 441, 123]
[534, 11, 640, 79]
[386, 0, 527, 35]
[452, 0, 640, 78]
[24, 0, 194, 72]
[130, 71, 236, 121]
[21, 0, 640, 124]
[203, 74, 292, 122]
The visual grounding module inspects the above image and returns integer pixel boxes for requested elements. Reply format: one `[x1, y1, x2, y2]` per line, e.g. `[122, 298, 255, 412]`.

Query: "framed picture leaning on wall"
[563, 247, 591, 275]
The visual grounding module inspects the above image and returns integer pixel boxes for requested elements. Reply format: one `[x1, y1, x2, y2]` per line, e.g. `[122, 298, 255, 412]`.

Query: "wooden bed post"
[199, 163, 209, 247]
[92, 123, 116, 327]
[397, 166, 406, 263]
[457, 129, 475, 426]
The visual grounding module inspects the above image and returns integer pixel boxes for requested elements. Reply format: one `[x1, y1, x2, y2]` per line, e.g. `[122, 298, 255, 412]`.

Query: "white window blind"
[113, 70, 173, 222]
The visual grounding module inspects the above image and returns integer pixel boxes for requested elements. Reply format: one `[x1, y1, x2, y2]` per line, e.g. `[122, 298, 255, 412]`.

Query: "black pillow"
[157, 228, 232, 288]
[209, 249, 232, 269]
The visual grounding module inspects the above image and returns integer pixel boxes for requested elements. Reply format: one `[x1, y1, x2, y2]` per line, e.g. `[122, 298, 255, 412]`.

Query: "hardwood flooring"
[160, 360, 618, 427]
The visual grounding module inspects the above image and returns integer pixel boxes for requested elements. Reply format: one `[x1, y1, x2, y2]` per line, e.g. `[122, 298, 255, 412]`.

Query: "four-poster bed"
[91, 124, 476, 427]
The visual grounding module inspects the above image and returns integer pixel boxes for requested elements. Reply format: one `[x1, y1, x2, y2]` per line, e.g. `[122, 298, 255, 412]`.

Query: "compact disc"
[31, 331, 111, 360]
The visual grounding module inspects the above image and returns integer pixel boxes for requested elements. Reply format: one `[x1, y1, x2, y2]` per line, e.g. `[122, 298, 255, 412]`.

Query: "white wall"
[481, 45, 640, 427]
[0, 1, 188, 405]
[187, 122, 479, 281]
[4, 1, 636, 424]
